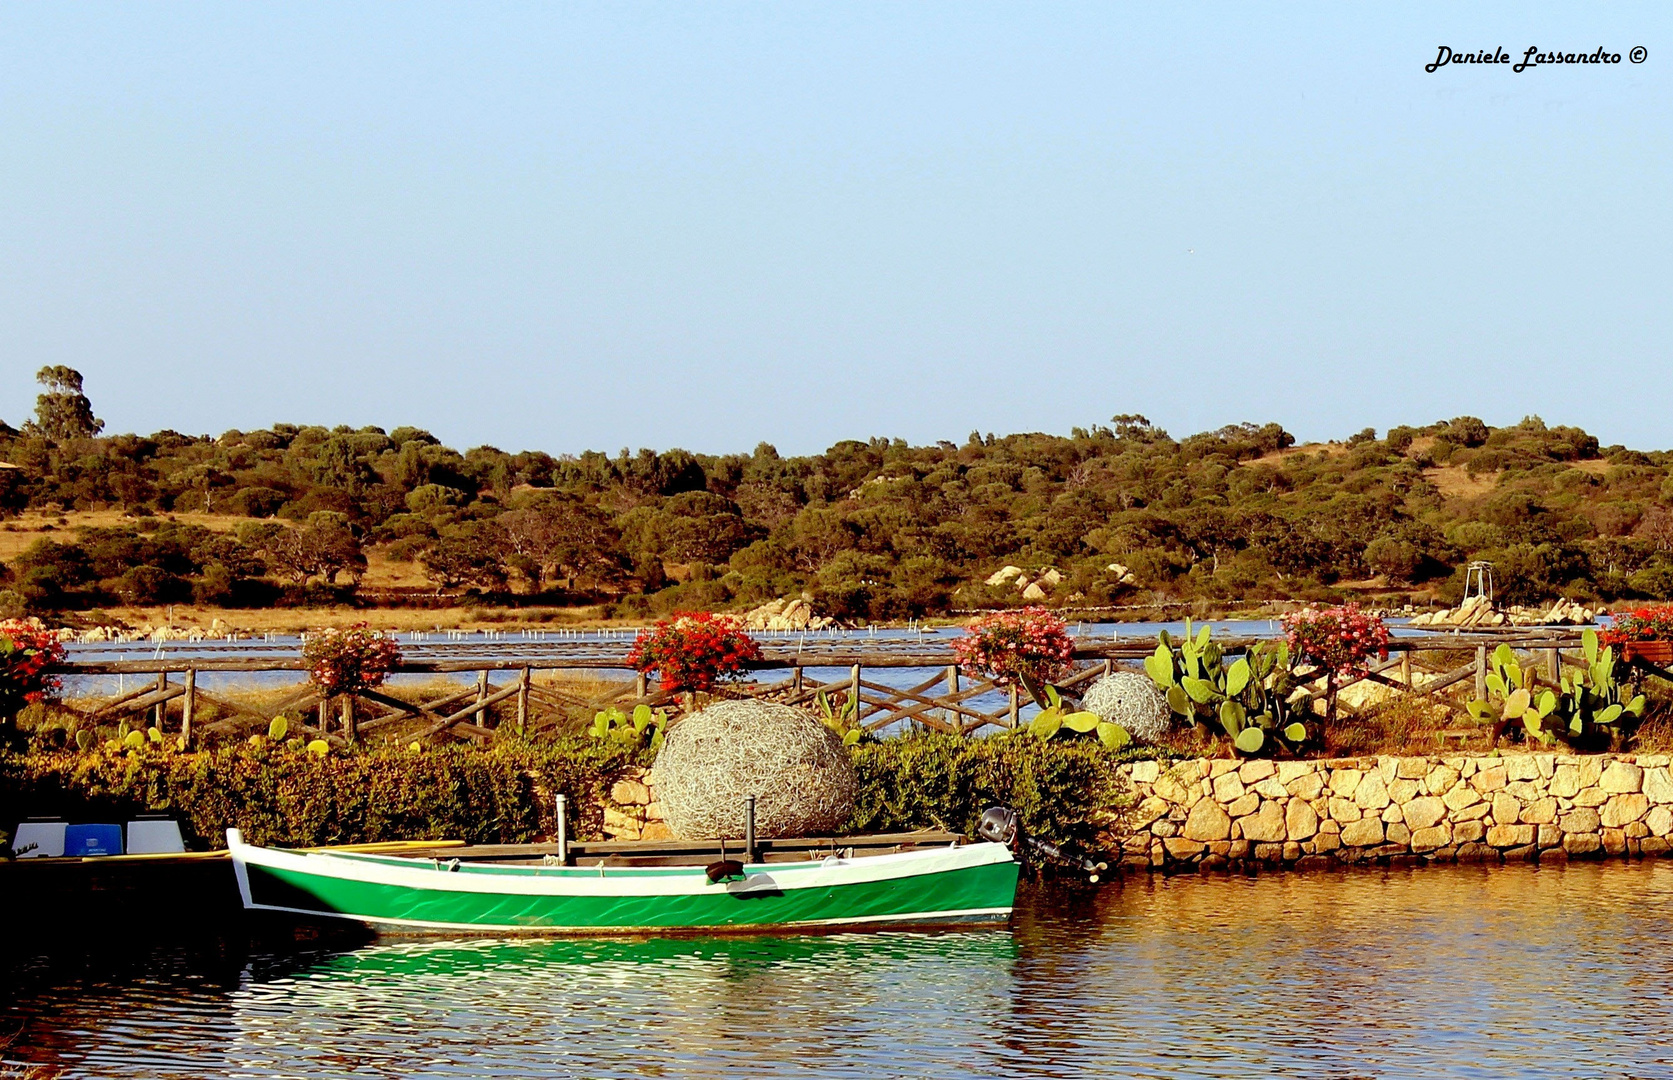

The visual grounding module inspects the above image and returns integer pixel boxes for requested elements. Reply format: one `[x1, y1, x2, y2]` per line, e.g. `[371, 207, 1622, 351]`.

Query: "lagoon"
[6, 862, 1673, 1078]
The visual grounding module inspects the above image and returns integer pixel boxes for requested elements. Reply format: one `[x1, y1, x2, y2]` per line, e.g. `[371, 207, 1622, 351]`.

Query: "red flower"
[1282, 605, 1389, 677]
[953, 607, 1075, 689]
[0, 620, 65, 720]
[301, 624, 403, 696]
[1600, 606, 1673, 648]
[626, 611, 762, 694]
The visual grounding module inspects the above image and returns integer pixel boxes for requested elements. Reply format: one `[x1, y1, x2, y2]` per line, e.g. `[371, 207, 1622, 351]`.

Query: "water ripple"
[7, 863, 1673, 1078]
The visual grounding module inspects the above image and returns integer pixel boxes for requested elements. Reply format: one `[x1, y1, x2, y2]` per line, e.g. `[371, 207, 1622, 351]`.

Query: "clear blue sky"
[0, 3, 1667, 455]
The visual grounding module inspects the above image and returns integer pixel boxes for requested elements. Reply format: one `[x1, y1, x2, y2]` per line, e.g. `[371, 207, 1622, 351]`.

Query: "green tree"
[28, 366, 103, 440]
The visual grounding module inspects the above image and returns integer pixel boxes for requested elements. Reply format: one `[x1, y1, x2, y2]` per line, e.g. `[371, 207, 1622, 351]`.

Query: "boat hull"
[228, 831, 1019, 934]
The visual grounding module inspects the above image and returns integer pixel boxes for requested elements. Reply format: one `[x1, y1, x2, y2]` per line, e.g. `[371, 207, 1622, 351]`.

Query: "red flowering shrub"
[1282, 605, 1390, 676]
[626, 612, 763, 694]
[302, 624, 403, 697]
[0, 620, 65, 722]
[1601, 606, 1673, 647]
[953, 607, 1076, 690]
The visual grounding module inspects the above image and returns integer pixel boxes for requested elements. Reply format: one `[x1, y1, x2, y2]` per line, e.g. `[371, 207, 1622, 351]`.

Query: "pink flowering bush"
[953, 608, 1076, 692]
[1281, 605, 1390, 677]
[302, 623, 403, 697]
[0, 620, 65, 730]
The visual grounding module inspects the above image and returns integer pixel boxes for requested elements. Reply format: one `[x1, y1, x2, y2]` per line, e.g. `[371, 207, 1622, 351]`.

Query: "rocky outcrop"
[1112, 752, 1673, 872]
[739, 597, 834, 632]
[1408, 596, 1594, 628]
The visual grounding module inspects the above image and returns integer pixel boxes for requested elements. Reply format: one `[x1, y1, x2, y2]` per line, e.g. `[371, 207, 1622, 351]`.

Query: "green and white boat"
[227, 829, 1019, 934]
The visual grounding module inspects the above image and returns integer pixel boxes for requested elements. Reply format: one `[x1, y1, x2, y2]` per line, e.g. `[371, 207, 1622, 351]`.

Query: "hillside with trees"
[2, 367, 1672, 623]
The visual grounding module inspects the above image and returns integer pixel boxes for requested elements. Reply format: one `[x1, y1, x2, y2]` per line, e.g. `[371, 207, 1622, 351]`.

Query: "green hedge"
[848, 733, 1133, 849]
[0, 737, 641, 849]
[1, 734, 1140, 852]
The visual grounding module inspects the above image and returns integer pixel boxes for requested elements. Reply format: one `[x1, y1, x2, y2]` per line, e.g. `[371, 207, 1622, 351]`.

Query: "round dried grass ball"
[653, 699, 858, 840]
[1081, 671, 1171, 744]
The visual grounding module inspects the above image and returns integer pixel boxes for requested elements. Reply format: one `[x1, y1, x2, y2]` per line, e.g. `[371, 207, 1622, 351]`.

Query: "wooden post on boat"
[556, 794, 569, 865]
[745, 795, 757, 865]
[1475, 645, 1488, 702]
[180, 668, 195, 746]
[516, 667, 530, 734]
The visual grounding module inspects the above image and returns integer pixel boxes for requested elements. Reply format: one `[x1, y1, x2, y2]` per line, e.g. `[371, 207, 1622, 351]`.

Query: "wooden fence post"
[945, 664, 959, 727]
[1008, 686, 1019, 728]
[1475, 645, 1488, 702]
[318, 699, 329, 734]
[1546, 647, 1560, 683]
[342, 696, 356, 742]
[517, 667, 530, 734]
[636, 672, 648, 699]
[181, 668, 195, 747]
[850, 664, 862, 719]
[153, 672, 167, 731]
[477, 669, 489, 726]
[1400, 651, 1412, 688]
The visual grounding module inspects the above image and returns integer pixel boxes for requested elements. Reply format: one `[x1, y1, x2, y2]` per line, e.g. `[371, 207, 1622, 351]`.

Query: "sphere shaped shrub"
[653, 699, 857, 840]
[1081, 671, 1171, 745]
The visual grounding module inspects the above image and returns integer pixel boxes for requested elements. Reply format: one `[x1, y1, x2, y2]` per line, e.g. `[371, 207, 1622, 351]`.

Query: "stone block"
[1377, 758, 1399, 782]
[1601, 829, 1628, 856]
[1129, 797, 1170, 830]
[1404, 796, 1447, 831]
[1319, 817, 1341, 834]
[1354, 771, 1391, 810]
[1485, 824, 1535, 848]
[1550, 765, 1582, 799]
[1537, 823, 1562, 848]
[1455, 802, 1491, 821]
[1601, 761, 1644, 794]
[1574, 787, 1608, 808]
[1209, 760, 1239, 777]
[1328, 799, 1362, 823]
[1182, 800, 1233, 842]
[1521, 798, 1557, 825]
[1560, 808, 1602, 833]
[1340, 818, 1384, 847]
[1153, 773, 1192, 803]
[1254, 777, 1288, 799]
[1425, 764, 1461, 795]
[1442, 785, 1482, 812]
[1601, 793, 1650, 828]
[1410, 825, 1451, 851]
[1536, 754, 1557, 779]
[1253, 842, 1285, 862]
[1228, 840, 1251, 859]
[1577, 758, 1605, 789]
[1388, 778, 1421, 804]
[1564, 833, 1602, 856]
[1505, 756, 1541, 782]
[1470, 766, 1508, 793]
[1455, 842, 1496, 863]
[1397, 757, 1431, 779]
[1285, 798, 1320, 841]
[1506, 780, 1544, 802]
[1329, 770, 1364, 798]
[1645, 768, 1673, 804]
[1385, 823, 1412, 845]
[1163, 836, 1207, 859]
[1226, 792, 1260, 818]
[1129, 760, 1160, 784]
[1238, 759, 1276, 784]
[1625, 821, 1650, 839]
[1316, 831, 1343, 853]
[1152, 821, 1178, 838]
[611, 779, 651, 805]
[1238, 801, 1287, 843]
[1276, 761, 1314, 784]
[1642, 837, 1671, 857]
[1647, 806, 1673, 837]
[1212, 773, 1246, 803]
[1287, 774, 1325, 800]
[640, 822, 674, 841]
[1453, 820, 1486, 843]
[1282, 841, 1302, 861]
[1505, 844, 1539, 862]
[1492, 792, 1523, 825]
[1381, 804, 1403, 823]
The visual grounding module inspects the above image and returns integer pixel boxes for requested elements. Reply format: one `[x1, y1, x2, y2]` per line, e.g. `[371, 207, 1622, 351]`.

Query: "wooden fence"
[46, 629, 1663, 749]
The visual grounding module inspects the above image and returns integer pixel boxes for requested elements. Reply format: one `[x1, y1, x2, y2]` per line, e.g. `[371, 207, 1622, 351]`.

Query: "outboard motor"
[979, 805, 1107, 883]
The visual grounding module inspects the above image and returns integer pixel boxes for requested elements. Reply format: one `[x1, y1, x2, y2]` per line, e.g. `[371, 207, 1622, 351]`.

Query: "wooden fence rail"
[48, 631, 1669, 748]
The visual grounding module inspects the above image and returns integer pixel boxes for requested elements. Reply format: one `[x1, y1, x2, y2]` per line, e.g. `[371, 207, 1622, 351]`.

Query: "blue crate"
[63, 823, 123, 857]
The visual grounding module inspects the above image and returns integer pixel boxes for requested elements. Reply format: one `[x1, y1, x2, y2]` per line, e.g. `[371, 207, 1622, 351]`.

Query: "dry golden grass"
[1422, 465, 1501, 499]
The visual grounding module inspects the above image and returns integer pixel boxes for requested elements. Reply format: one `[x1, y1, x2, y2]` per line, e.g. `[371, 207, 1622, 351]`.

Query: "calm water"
[6, 863, 1673, 1078]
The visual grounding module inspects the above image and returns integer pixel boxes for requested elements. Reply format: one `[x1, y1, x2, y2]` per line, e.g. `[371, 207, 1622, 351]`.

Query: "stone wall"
[601, 770, 672, 842]
[1113, 754, 1673, 871]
